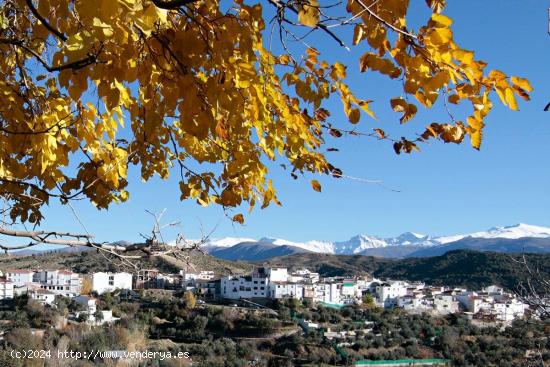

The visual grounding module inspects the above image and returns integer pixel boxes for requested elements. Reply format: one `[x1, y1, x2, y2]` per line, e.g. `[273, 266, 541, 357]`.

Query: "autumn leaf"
[510, 76, 533, 92]
[390, 98, 417, 124]
[298, 0, 320, 27]
[329, 128, 343, 138]
[311, 179, 322, 192]
[426, 0, 446, 13]
[0, 0, 530, 226]
[232, 213, 245, 224]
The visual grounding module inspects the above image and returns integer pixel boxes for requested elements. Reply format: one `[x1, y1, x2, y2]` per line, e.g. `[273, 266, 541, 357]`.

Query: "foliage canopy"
[0, 0, 531, 224]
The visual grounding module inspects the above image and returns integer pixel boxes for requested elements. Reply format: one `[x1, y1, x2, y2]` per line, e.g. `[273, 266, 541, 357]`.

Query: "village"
[0, 266, 529, 325]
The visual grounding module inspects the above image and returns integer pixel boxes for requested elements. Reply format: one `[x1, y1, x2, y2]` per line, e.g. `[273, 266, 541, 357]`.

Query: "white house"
[265, 267, 288, 282]
[88, 310, 119, 325]
[269, 282, 304, 299]
[433, 294, 460, 314]
[397, 295, 432, 311]
[0, 279, 14, 300]
[29, 289, 56, 306]
[221, 273, 269, 299]
[6, 269, 35, 287]
[483, 285, 505, 295]
[74, 295, 97, 313]
[375, 281, 409, 307]
[288, 269, 319, 284]
[312, 282, 341, 305]
[340, 280, 362, 304]
[221, 267, 276, 299]
[181, 270, 216, 281]
[92, 272, 133, 294]
[492, 299, 527, 321]
[34, 270, 81, 297]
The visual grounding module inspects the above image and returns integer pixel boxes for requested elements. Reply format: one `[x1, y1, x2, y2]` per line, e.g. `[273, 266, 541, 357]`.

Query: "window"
[260, 287, 265, 290]
[253, 281, 258, 284]
[253, 287, 258, 290]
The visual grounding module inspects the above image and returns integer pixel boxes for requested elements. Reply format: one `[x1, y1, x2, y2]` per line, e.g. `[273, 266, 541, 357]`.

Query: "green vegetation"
[0, 294, 547, 366]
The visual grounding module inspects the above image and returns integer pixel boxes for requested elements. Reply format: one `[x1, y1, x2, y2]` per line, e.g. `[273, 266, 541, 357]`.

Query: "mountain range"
[204, 223, 550, 261]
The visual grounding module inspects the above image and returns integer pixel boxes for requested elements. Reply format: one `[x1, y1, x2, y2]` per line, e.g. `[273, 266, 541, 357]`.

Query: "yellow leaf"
[426, 0, 446, 13]
[426, 28, 452, 45]
[358, 100, 376, 119]
[353, 24, 365, 45]
[390, 98, 417, 124]
[505, 87, 518, 111]
[431, 14, 453, 27]
[510, 76, 533, 92]
[92, 18, 114, 37]
[311, 179, 321, 192]
[467, 116, 485, 150]
[298, 0, 320, 27]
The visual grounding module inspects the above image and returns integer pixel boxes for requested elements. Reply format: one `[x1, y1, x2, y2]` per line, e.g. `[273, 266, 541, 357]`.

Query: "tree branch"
[355, 0, 418, 40]
[24, 0, 68, 42]
[150, 0, 201, 10]
[267, 0, 350, 50]
[0, 38, 101, 72]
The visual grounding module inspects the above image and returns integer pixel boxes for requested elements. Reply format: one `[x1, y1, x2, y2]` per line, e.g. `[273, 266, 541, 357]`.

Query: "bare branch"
[267, 0, 350, 50]
[0, 38, 102, 72]
[24, 0, 68, 41]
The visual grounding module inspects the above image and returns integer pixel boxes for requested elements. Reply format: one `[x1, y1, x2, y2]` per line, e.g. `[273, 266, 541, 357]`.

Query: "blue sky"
[35, 0, 550, 244]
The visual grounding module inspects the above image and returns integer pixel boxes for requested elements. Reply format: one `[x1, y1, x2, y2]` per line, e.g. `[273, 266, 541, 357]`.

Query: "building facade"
[92, 272, 133, 294]
[34, 270, 81, 297]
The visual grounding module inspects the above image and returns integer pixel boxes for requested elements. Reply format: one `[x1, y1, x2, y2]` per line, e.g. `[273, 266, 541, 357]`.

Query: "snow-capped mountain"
[202, 223, 550, 260]
[434, 223, 550, 244]
[203, 237, 256, 248]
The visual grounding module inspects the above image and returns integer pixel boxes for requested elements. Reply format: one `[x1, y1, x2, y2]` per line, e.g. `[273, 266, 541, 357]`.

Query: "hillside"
[0, 249, 252, 275]
[262, 250, 550, 291]
[2, 248, 548, 292]
[208, 241, 310, 261]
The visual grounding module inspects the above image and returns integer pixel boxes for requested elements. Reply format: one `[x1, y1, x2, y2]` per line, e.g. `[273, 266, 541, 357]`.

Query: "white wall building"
[6, 269, 35, 287]
[181, 270, 216, 281]
[74, 295, 97, 313]
[92, 272, 133, 294]
[288, 269, 319, 284]
[221, 274, 269, 299]
[0, 279, 14, 299]
[433, 294, 460, 314]
[30, 289, 56, 305]
[375, 281, 409, 307]
[340, 280, 362, 304]
[270, 282, 304, 299]
[34, 270, 81, 297]
[266, 267, 288, 282]
[312, 282, 341, 304]
[492, 299, 527, 321]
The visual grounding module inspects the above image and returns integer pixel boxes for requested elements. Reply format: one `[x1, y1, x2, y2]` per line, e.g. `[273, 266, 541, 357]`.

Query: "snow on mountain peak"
[474, 223, 550, 239]
[204, 237, 255, 248]
[435, 223, 550, 244]
[201, 223, 550, 255]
